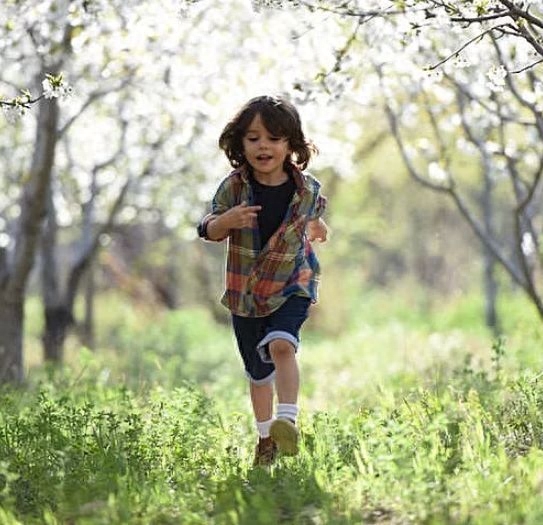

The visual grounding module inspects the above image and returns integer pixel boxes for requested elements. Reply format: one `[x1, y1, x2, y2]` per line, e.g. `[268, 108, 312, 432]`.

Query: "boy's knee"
[269, 339, 295, 359]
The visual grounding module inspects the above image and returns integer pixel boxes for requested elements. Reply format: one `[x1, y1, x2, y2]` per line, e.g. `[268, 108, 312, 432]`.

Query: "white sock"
[276, 403, 298, 424]
[256, 418, 274, 438]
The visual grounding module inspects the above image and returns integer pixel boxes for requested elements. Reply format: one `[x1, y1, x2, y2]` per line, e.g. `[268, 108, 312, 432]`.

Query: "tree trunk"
[0, 88, 59, 384]
[41, 187, 70, 362]
[42, 306, 73, 362]
[480, 166, 500, 335]
[0, 294, 24, 383]
[81, 261, 96, 350]
[482, 248, 500, 335]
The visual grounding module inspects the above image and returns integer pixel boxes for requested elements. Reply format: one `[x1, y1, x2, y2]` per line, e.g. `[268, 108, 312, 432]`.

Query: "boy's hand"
[206, 202, 261, 241]
[306, 218, 329, 243]
[221, 201, 262, 229]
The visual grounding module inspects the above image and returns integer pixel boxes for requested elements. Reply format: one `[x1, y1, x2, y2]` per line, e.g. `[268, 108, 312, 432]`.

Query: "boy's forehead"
[245, 113, 281, 134]
[246, 113, 265, 130]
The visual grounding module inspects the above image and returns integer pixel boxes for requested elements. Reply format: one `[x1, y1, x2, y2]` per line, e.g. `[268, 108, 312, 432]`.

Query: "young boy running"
[197, 95, 328, 466]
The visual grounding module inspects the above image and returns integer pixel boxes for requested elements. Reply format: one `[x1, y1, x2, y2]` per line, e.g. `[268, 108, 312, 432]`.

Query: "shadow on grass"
[213, 460, 335, 525]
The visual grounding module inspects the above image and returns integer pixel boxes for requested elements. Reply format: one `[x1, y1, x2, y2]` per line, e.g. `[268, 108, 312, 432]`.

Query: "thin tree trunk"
[41, 187, 71, 362]
[0, 90, 59, 384]
[82, 261, 96, 350]
[482, 248, 499, 335]
[480, 164, 500, 335]
[0, 294, 24, 383]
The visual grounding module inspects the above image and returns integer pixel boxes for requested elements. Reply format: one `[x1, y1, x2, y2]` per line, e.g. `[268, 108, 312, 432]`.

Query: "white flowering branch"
[426, 24, 509, 71]
[290, 0, 543, 72]
[1, 73, 72, 123]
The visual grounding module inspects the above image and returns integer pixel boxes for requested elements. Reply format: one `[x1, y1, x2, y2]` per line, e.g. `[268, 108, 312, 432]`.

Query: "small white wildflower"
[428, 162, 449, 183]
[42, 74, 73, 100]
[486, 65, 507, 92]
[521, 232, 535, 256]
[42, 78, 56, 99]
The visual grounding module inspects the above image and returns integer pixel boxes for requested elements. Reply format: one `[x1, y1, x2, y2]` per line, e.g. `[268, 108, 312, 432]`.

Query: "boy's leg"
[231, 314, 278, 465]
[269, 339, 300, 455]
[250, 381, 277, 466]
[268, 339, 299, 404]
[250, 380, 274, 422]
[258, 296, 311, 456]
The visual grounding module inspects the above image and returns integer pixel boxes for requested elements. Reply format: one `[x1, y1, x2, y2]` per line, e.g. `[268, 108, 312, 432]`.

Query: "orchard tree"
[258, 0, 543, 325]
[1, 0, 352, 381]
[0, 0, 77, 381]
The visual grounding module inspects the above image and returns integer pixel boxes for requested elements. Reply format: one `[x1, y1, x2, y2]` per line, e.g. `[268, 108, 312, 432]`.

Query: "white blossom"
[428, 162, 449, 183]
[0, 233, 11, 248]
[452, 55, 471, 69]
[486, 65, 507, 92]
[178, 0, 203, 17]
[251, 0, 299, 12]
[521, 232, 535, 256]
[422, 67, 443, 85]
[42, 75, 73, 99]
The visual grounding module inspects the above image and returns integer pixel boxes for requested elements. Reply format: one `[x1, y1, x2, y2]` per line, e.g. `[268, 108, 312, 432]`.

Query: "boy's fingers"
[243, 205, 262, 213]
[237, 202, 261, 211]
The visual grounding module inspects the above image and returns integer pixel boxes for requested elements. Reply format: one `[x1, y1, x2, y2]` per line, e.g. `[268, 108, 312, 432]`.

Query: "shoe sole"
[270, 419, 299, 456]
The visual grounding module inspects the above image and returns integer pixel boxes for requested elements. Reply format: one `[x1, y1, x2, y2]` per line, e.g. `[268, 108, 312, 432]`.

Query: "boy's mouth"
[256, 154, 272, 160]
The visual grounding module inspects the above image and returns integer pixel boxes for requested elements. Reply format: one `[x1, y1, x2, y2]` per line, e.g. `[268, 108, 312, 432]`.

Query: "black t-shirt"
[250, 173, 296, 249]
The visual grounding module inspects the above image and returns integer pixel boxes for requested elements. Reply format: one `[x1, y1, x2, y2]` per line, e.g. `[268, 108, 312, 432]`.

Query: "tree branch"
[428, 24, 509, 70]
[499, 0, 543, 30]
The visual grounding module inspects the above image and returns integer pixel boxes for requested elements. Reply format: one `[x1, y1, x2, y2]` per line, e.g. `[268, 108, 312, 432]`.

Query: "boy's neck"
[249, 164, 291, 186]
[253, 171, 289, 186]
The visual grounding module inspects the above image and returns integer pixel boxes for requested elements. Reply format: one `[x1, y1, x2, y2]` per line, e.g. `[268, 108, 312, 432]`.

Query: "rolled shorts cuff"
[257, 330, 299, 363]
[246, 370, 276, 385]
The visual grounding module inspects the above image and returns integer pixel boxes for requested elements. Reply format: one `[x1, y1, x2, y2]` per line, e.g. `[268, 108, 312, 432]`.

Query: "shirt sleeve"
[211, 176, 235, 215]
[196, 176, 236, 241]
[307, 177, 327, 221]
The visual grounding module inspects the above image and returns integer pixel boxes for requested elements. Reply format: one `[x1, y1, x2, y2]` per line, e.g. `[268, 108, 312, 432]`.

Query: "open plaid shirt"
[198, 164, 327, 317]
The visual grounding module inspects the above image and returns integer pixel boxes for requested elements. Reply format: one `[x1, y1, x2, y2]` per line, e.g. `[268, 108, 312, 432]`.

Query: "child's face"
[242, 113, 291, 182]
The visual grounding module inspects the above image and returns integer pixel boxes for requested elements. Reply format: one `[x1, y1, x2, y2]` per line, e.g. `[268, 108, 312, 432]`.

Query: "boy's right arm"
[203, 201, 262, 241]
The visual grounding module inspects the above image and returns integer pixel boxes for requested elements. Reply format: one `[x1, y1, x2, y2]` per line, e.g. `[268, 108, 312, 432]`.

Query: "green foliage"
[13, 291, 543, 523]
[4, 348, 543, 523]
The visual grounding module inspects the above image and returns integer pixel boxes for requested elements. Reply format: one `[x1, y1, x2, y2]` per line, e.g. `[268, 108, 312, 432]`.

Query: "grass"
[2, 288, 542, 523]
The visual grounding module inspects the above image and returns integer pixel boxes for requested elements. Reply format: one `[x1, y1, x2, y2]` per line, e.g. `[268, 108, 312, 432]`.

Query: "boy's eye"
[246, 137, 258, 142]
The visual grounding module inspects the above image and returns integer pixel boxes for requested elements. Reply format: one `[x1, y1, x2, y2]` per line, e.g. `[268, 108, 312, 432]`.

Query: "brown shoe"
[270, 418, 299, 456]
[253, 436, 278, 467]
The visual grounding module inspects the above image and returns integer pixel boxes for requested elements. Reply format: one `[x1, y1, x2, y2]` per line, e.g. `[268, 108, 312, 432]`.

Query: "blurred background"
[1, 0, 542, 389]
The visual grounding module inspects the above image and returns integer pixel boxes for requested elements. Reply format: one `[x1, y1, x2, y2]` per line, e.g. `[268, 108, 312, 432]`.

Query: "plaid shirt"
[198, 164, 327, 317]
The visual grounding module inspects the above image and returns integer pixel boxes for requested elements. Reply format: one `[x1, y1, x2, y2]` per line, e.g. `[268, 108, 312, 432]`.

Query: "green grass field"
[1, 289, 543, 524]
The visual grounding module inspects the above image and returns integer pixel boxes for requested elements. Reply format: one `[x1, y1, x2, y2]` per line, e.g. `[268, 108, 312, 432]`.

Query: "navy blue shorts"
[232, 295, 311, 385]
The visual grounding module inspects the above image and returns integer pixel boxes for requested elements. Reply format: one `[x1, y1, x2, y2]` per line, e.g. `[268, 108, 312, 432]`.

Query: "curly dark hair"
[218, 95, 318, 171]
